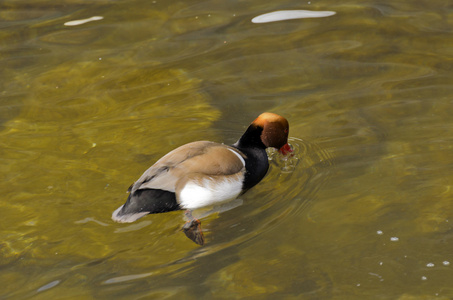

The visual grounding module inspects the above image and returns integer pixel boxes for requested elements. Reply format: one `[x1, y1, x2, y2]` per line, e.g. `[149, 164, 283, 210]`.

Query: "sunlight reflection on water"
[252, 10, 336, 24]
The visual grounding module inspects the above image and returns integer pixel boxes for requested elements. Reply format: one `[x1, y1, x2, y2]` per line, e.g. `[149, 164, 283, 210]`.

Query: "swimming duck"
[112, 112, 291, 245]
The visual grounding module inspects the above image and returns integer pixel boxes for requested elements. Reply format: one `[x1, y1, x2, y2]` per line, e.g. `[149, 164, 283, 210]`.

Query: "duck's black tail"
[112, 189, 180, 223]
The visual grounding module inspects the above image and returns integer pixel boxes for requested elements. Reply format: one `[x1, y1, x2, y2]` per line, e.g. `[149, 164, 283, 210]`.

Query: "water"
[1, 0, 453, 299]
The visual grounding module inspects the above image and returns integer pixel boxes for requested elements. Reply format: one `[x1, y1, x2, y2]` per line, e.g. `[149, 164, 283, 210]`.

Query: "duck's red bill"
[279, 143, 293, 155]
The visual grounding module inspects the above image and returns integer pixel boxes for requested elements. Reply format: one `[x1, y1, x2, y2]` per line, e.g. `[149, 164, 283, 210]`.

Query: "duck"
[112, 112, 291, 245]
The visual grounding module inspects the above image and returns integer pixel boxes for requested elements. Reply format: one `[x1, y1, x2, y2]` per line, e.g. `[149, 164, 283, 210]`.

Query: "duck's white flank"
[179, 176, 243, 210]
[111, 205, 150, 223]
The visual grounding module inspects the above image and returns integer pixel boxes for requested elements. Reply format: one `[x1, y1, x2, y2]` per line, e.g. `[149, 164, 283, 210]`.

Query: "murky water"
[1, 0, 453, 299]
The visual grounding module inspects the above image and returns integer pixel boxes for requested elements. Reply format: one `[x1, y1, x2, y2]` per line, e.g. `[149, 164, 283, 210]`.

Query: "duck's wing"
[131, 141, 246, 193]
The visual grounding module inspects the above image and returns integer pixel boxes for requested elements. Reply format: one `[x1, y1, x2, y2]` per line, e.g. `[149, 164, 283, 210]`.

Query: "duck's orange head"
[252, 112, 292, 154]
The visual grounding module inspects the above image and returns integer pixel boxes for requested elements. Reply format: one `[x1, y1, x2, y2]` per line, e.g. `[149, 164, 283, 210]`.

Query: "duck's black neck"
[233, 124, 266, 150]
[233, 124, 269, 192]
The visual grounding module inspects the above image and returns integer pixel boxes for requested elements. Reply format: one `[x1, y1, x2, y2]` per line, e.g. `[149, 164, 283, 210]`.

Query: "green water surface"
[1, 0, 453, 299]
